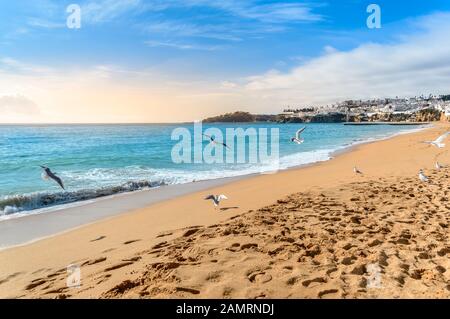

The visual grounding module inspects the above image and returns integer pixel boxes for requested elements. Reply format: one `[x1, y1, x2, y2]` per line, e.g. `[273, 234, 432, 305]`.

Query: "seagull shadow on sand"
[219, 206, 239, 212]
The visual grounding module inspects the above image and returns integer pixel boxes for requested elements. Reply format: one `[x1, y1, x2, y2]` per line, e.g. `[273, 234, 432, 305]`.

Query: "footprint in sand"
[302, 277, 327, 287]
[395, 238, 410, 245]
[410, 269, 426, 280]
[318, 289, 339, 298]
[342, 243, 355, 251]
[227, 243, 240, 252]
[222, 287, 234, 298]
[45, 285, 71, 295]
[151, 241, 170, 250]
[123, 239, 141, 245]
[368, 239, 383, 247]
[326, 267, 338, 276]
[176, 287, 200, 295]
[82, 257, 107, 266]
[341, 256, 356, 265]
[95, 273, 112, 285]
[435, 266, 446, 274]
[156, 231, 173, 238]
[437, 247, 449, 256]
[104, 261, 135, 272]
[0, 272, 24, 285]
[122, 256, 141, 262]
[106, 280, 140, 296]
[90, 236, 106, 242]
[25, 278, 49, 290]
[205, 271, 222, 283]
[248, 271, 272, 284]
[286, 276, 301, 285]
[31, 268, 48, 275]
[240, 243, 258, 250]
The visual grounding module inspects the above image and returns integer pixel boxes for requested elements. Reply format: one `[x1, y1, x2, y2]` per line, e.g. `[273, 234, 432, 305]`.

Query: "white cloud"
[0, 95, 40, 114]
[323, 45, 337, 55]
[141, 1, 323, 42]
[10, 0, 322, 44]
[145, 40, 221, 51]
[230, 2, 323, 23]
[0, 57, 53, 75]
[243, 12, 450, 106]
[82, 0, 143, 24]
[143, 21, 244, 41]
[221, 81, 238, 89]
[19, 1, 66, 31]
[178, 0, 323, 23]
[27, 17, 65, 29]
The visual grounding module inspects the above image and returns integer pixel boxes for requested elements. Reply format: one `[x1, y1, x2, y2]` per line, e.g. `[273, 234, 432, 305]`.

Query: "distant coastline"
[203, 95, 450, 123]
[203, 109, 447, 124]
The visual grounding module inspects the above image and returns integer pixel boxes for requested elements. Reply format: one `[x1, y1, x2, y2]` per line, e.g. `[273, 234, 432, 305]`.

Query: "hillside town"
[279, 95, 450, 123]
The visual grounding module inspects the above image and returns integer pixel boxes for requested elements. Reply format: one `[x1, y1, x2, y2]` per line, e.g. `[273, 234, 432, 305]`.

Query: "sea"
[0, 123, 428, 220]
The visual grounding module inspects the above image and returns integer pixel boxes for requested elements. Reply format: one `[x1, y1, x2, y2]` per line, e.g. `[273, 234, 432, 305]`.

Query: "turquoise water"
[0, 123, 426, 218]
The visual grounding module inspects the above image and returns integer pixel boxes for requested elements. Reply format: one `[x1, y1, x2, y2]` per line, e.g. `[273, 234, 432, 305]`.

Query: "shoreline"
[343, 122, 430, 125]
[0, 176, 247, 250]
[0, 124, 431, 249]
[0, 122, 448, 298]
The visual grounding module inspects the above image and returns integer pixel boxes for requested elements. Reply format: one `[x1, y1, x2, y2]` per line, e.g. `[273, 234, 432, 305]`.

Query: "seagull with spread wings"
[291, 127, 306, 144]
[422, 132, 449, 148]
[204, 194, 228, 208]
[203, 134, 230, 149]
[40, 166, 65, 190]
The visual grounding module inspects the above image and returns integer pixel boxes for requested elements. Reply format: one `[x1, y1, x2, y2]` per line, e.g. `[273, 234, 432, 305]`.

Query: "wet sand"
[0, 176, 244, 248]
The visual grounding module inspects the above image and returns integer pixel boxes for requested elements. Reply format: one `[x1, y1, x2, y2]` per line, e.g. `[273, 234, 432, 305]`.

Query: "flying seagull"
[423, 132, 449, 148]
[418, 169, 429, 182]
[204, 194, 228, 207]
[353, 166, 363, 174]
[40, 166, 65, 190]
[203, 134, 230, 149]
[291, 127, 306, 144]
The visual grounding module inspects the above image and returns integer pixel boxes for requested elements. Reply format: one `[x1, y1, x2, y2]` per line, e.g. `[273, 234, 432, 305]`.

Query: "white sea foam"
[1, 205, 20, 215]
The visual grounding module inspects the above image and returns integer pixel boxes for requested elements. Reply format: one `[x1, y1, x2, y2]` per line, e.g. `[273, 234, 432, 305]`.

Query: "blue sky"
[1, 0, 450, 122]
[1, 0, 448, 76]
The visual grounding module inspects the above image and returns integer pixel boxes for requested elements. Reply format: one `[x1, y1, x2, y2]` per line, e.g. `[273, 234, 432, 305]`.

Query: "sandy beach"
[0, 123, 448, 299]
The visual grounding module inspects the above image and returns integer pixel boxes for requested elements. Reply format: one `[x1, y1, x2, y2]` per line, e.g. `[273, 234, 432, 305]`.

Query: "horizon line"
[0, 122, 194, 125]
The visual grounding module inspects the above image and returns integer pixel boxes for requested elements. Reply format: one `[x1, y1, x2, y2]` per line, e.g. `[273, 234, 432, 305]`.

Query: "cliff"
[368, 108, 442, 122]
[203, 112, 255, 123]
[203, 112, 278, 123]
[414, 108, 442, 122]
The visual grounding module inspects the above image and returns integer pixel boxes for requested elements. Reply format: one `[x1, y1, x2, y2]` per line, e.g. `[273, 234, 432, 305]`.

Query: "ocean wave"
[0, 180, 164, 217]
